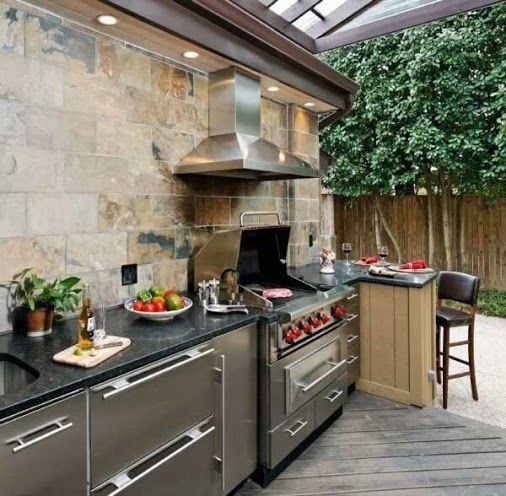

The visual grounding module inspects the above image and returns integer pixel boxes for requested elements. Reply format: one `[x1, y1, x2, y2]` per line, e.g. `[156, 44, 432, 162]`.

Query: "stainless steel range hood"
[173, 67, 319, 181]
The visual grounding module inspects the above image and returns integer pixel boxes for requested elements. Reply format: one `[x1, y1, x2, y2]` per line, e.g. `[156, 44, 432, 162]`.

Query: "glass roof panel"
[293, 10, 320, 30]
[270, 0, 298, 15]
[314, 0, 348, 17]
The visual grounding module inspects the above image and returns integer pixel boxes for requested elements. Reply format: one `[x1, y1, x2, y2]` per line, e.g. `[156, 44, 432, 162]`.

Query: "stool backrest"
[437, 271, 480, 306]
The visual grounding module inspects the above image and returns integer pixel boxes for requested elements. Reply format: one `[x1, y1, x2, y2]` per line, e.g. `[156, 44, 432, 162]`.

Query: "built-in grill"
[193, 212, 360, 486]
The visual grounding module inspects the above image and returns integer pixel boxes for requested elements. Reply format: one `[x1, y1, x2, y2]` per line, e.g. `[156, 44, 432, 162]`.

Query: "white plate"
[390, 266, 434, 274]
[124, 296, 193, 321]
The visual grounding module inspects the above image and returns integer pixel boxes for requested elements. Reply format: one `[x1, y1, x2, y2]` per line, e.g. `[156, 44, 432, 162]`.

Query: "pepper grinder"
[208, 278, 220, 305]
[197, 280, 209, 307]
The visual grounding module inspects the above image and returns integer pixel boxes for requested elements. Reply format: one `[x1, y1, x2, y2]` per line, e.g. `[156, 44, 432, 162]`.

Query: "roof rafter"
[281, 0, 324, 23]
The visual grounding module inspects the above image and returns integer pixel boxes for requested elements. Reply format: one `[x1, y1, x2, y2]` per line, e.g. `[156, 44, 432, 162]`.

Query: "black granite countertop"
[291, 261, 438, 290]
[0, 304, 276, 421]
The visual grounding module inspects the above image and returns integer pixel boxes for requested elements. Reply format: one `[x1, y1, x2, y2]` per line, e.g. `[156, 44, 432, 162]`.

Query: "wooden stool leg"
[436, 326, 441, 384]
[442, 326, 450, 409]
[468, 323, 479, 401]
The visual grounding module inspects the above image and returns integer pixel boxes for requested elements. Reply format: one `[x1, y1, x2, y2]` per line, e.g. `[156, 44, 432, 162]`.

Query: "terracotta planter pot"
[14, 306, 54, 337]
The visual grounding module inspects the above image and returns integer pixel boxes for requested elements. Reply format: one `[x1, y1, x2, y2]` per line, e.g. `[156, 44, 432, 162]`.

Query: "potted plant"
[10, 268, 81, 337]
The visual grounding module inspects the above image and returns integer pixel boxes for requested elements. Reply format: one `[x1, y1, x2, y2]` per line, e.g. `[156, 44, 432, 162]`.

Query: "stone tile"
[212, 178, 246, 198]
[292, 178, 320, 199]
[0, 192, 26, 236]
[26, 106, 96, 152]
[96, 119, 152, 160]
[0, 145, 63, 192]
[0, 3, 24, 55]
[0, 235, 65, 283]
[127, 229, 175, 264]
[151, 128, 194, 164]
[308, 199, 320, 221]
[287, 105, 318, 135]
[261, 98, 287, 130]
[288, 198, 310, 222]
[230, 197, 278, 225]
[152, 60, 194, 101]
[194, 75, 208, 108]
[0, 52, 64, 107]
[288, 243, 310, 268]
[173, 175, 213, 197]
[288, 130, 319, 160]
[261, 124, 288, 149]
[135, 160, 175, 195]
[245, 182, 271, 198]
[66, 232, 127, 274]
[0, 284, 13, 333]
[25, 14, 95, 73]
[126, 86, 168, 126]
[174, 226, 213, 260]
[26, 193, 98, 235]
[97, 40, 151, 90]
[0, 100, 24, 145]
[98, 194, 194, 231]
[64, 154, 132, 193]
[64, 71, 127, 119]
[152, 259, 188, 292]
[195, 197, 230, 226]
[270, 180, 288, 198]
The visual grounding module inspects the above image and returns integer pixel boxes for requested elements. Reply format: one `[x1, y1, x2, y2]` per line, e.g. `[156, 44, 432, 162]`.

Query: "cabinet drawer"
[90, 343, 215, 487]
[270, 404, 315, 467]
[315, 374, 347, 428]
[344, 292, 359, 314]
[285, 335, 346, 416]
[345, 328, 359, 351]
[92, 418, 216, 496]
[347, 343, 360, 386]
[0, 392, 86, 496]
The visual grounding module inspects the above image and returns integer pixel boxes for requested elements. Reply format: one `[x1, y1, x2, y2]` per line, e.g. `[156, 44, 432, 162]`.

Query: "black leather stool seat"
[436, 306, 473, 327]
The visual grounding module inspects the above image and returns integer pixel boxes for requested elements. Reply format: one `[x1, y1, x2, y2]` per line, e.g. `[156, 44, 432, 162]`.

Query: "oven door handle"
[298, 359, 347, 393]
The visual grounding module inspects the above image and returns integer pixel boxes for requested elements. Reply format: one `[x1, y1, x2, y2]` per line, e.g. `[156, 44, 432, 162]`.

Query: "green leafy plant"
[477, 288, 506, 318]
[10, 268, 81, 316]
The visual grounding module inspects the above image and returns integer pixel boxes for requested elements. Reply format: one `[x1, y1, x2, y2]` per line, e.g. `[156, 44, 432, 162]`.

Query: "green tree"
[321, 4, 506, 268]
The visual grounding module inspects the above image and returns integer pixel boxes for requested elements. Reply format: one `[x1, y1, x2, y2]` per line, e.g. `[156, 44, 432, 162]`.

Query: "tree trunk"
[426, 183, 435, 267]
[373, 196, 403, 263]
[374, 203, 382, 251]
[459, 195, 467, 272]
[441, 191, 453, 270]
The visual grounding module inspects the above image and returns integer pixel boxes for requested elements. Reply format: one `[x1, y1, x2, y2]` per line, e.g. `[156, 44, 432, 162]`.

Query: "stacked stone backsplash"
[0, 0, 320, 332]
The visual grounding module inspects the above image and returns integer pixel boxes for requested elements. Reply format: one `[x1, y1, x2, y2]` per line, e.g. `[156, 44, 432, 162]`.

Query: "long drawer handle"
[346, 293, 358, 301]
[347, 355, 359, 365]
[101, 347, 215, 400]
[347, 334, 359, 344]
[299, 359, 347, 393]
[104, 422, 215, 496]
[346, 314, 358, 323]
[8, 418, 73, 454]
[325, 389, 344, 403]
[284, 419, 308, 437]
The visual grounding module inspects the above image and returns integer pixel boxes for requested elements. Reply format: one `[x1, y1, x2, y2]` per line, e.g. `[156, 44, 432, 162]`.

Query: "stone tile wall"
[0, 0, 320, 332]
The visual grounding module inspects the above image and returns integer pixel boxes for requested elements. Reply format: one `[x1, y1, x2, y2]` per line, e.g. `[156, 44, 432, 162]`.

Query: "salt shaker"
[197, 280, 209, 307]
[208, 278, 220, 305]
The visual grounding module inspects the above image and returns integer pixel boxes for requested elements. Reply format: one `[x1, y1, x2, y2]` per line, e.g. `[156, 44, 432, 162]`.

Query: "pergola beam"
[281, 0, 322, 23]
[315, 0, 504, 51]
[306, 0, 375, 39]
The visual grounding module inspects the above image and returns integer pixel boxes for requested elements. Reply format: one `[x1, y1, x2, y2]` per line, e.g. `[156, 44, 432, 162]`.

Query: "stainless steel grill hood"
[173, 67, 319, 181]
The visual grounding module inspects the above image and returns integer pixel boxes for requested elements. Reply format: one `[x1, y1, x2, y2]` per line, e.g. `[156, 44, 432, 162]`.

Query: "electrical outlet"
[121, 264, 138, 286]
[309, 234, 314, 247]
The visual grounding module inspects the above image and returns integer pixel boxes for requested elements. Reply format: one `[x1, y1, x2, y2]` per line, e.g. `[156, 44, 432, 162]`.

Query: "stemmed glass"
[378, 246, 389, 266]
[342, 243, 352, 263]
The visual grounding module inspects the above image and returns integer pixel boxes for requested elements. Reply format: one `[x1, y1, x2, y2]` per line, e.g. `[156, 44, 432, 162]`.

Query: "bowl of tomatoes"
[125, 286, 192, 321]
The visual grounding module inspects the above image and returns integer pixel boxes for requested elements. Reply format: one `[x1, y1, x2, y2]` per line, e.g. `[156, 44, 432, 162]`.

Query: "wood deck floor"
[238, 392, 506, 495]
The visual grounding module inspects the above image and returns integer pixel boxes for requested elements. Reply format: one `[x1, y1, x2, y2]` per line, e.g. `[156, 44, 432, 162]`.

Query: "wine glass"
[342, 243, 352, 263]
[378, 246, 389, 266]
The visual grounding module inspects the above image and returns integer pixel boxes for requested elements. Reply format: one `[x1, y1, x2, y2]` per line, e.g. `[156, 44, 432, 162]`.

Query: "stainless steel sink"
[0, 354, 39, 397]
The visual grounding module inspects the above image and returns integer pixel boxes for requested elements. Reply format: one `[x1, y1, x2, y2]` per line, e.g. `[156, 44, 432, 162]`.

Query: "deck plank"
[237, 392, 506, 496]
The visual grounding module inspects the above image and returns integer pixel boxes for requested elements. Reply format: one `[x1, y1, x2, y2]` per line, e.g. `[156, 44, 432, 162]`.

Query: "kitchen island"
[292, 262, 438, 407]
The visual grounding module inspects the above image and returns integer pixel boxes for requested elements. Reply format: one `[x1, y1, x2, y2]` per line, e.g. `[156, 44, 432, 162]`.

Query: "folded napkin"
[399, 259, 427, 270]
[361, 256, 379, 264]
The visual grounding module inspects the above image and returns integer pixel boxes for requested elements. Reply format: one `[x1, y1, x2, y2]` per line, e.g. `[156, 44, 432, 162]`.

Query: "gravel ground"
[434, 314, 506, 428]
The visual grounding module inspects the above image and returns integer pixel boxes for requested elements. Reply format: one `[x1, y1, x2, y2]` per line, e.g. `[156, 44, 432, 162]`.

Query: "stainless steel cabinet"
[0, 391, 86, 496]
[213, 323, 257, 495]
[89, 343, 215, 488]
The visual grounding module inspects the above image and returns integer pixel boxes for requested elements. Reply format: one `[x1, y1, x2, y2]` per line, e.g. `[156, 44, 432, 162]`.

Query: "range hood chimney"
[173, 67, 319, 181]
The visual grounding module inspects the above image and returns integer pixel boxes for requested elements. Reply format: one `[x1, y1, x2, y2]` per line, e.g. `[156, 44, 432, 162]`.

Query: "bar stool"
[436, 271, 480, 409]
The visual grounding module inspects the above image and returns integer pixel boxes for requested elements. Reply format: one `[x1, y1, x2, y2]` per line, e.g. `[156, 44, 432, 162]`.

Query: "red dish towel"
[400, 259, 427, 270]
[361, 256, 379, 264]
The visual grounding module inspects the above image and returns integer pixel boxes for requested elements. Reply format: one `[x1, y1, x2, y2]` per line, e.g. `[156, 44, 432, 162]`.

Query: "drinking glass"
[342, 243, 352, 263]
[94, 303, 107, 341]
[378, 246, 389, 266]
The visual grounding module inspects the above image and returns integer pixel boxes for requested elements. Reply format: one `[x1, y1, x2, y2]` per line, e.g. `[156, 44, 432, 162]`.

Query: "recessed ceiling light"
[267, 86, 280, 92]
[304, 102, 315, 108]
[183, 50, 200, 59]
[96, 14, 118, 26]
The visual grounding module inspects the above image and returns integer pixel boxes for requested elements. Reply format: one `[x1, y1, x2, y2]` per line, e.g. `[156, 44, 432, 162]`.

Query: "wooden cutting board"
[53, 335, 131, 368]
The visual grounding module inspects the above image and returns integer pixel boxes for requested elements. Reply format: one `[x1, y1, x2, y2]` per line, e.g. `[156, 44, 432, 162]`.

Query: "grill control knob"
[320, 313, 330, 324]
[284, 327, 295, 344]
[313, 318, 322, 328]
[298, 321, 311, 334]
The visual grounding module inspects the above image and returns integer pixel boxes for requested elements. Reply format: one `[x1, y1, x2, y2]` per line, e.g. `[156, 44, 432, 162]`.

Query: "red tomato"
[153, 301, 166, 312]
[164, 288, 176, 298]
[132, 300, 144, 311]
[144, 303, 156, 312]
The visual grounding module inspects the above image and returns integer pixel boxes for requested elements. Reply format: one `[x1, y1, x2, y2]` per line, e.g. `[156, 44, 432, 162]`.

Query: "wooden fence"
[334, 196, 506, 290]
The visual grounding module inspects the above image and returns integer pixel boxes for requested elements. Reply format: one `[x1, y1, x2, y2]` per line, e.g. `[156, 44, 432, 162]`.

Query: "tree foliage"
[320, 4, 506, 200]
